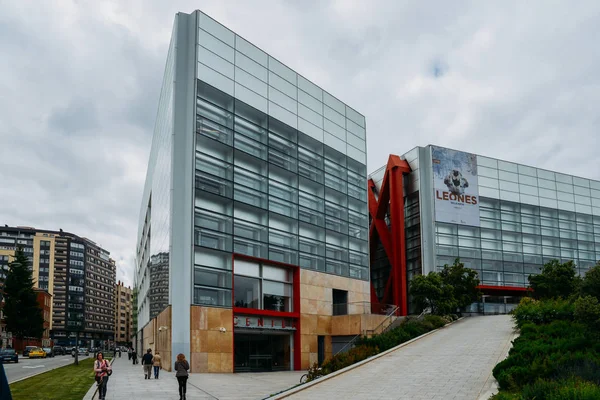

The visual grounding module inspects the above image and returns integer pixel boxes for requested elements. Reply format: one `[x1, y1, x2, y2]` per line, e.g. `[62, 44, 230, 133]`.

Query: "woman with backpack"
[94, 352, 112, 400]
[174, 353, 189, 400]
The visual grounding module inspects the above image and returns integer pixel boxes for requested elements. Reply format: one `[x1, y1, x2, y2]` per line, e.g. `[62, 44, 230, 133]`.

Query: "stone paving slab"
[281, 315, 515, 400]
[83, 355, 303, 400]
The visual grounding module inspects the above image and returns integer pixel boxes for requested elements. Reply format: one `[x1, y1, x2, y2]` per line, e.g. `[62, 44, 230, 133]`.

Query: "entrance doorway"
[234, 332, 291, 372]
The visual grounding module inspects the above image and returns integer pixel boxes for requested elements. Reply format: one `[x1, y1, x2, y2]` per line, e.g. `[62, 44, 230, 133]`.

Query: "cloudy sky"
[1, 0, 599, 287]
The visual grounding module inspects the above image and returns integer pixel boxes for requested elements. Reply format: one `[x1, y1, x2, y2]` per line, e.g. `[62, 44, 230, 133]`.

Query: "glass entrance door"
[234, 332, 291, 372]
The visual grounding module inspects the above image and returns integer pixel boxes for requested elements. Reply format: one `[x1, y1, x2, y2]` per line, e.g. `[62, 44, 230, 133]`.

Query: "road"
[4, 354, 91, 383]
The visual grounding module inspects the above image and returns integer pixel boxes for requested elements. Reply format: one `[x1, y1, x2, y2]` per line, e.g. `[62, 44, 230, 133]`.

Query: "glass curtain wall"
[193, 80, 369, 307]
[435, 203, 600, 287]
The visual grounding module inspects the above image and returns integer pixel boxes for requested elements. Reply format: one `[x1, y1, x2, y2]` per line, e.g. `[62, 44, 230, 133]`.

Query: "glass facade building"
[136, 10, 369, 371]
[370, 145, 600, 314]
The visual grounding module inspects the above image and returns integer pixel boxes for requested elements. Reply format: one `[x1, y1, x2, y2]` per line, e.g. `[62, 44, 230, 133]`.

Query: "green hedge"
[491, 297, 600, 399]
[306, 315, 452, 381]
[512, 297, 575, 329]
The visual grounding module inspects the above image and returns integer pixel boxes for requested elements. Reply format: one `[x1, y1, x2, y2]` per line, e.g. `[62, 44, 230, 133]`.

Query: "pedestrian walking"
[152, 351, 162, 379]
[128, 347, 132, 360]
[94, 352, 112, 400]
[142, 348, 154, 379]
[132, 348, 138, 365]
[174, 353, 189, 400]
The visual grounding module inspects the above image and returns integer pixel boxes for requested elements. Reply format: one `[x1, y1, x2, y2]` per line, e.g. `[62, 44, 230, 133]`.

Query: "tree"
[528, 259, 581, 299]
[439, 258, 481, 310]
[580, 262, 600, 301]
[410, 272, 456, 315]
[3, 247, 44, 344]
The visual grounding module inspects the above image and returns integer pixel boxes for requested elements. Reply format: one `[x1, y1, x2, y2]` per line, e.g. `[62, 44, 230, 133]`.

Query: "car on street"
[28, 347, 46, 359]
[71, 347, 89, 357]
[0, 349, 18, 363]
[52, 346, 65, 355]
[22, 346, 37, 357]
[43, 347, 54, 357]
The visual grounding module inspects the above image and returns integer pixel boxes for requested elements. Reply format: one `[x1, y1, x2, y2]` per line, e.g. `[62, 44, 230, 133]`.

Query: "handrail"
[365, 305, 400, 336]
[334, 305, 399, 356]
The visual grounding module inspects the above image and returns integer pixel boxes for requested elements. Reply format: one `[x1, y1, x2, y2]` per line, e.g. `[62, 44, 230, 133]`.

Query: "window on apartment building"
[332, 289, 348, 315]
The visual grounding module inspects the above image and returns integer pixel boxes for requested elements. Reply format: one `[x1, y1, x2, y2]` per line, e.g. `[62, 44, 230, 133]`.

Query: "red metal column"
[389, 165, 407, 316]
[368, 155, 411, 316]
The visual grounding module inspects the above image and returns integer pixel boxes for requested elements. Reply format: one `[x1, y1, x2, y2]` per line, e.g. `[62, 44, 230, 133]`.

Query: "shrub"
[512, 297, 574, 328]
[318, 344, 379, 377]
[493, 320, 600, 391]
[423, 315, 447, 329]
[521, 378, 600, 400]
[574, 296, 600, 329]
[528, 259, 581, 300]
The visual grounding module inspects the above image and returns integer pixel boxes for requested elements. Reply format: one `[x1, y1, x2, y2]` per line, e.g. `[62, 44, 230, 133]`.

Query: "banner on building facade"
[432, 146, 480, 227]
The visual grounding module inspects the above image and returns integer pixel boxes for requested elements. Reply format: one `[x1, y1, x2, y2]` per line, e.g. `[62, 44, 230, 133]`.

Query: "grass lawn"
[9, 358, 97, 400]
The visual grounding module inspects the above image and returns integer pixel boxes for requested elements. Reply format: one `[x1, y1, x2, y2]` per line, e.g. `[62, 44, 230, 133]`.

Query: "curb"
[270, 317, 466, 399]
[477, 328, 519, 400]
[8, 356, 80, 385]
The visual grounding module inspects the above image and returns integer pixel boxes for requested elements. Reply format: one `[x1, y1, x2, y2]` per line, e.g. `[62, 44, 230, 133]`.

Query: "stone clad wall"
[190, 306, 234, 373]
[155, 306, 172, 371]
[299, 269, 371, 369]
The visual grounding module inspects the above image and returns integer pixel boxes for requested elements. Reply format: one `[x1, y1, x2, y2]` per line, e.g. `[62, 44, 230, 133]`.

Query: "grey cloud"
[1, 0, 600, 288]
[48, 98, 99, 134]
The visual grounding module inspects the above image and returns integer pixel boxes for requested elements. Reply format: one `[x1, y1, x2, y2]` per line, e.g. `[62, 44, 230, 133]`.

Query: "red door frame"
[231, 253, 301, 371]
[368, 155, 411, 316]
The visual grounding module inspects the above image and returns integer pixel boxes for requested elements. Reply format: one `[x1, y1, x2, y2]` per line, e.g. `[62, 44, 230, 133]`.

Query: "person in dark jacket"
[142, 348, 154, 379]
[131, 348, 137, 365]
[0, 362, 12, 400]
[174, 353, 189, 400]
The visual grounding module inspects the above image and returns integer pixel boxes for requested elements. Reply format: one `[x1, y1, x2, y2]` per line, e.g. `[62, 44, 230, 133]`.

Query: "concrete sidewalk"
[83, 355, 303, 399]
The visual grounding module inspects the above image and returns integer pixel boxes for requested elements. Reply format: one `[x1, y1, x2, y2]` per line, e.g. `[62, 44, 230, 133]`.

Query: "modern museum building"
[135, 10, 600, 374]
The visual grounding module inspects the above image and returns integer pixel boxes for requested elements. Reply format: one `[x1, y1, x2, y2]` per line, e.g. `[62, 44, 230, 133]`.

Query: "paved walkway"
[283, 315, 515, 400]
[83, 356, 303, 400]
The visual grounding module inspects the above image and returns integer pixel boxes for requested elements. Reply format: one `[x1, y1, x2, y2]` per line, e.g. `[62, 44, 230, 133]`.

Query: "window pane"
[263, 280, 292, 312]
[194, 286, 232, 307]
[234, 275, 260, 308]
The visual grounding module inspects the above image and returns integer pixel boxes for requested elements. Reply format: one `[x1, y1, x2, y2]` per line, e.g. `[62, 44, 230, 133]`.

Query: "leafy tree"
[528, 260, 581, 299]
[439, 258, 481, 310]
[580, 262, 600, 301]
[3, 247, 44, 343]
[574, 295, 600, 330]
[410, 272, 456, 315]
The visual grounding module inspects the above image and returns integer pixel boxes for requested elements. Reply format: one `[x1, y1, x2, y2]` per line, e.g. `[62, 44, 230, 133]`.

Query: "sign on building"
[233, 315, 296, 331]
[432, 146, 480, 227]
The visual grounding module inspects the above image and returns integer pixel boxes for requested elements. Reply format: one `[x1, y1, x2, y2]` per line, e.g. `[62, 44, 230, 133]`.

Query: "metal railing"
[333, 304, 400, 356]
[364, 305, 400, 337]
[332, 301, 399, 316]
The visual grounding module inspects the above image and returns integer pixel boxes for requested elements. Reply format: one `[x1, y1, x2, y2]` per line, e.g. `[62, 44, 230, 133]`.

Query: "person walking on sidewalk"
[128, 347, 132, 360]
[94, 352, 112, 400]
[152, 351, 162, 379]
[142, 348, 154, 379]
[131, 348, 137, 365]
[174, 353, 189, 400]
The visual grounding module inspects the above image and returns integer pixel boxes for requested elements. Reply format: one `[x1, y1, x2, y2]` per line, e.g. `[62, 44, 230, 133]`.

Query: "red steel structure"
[368, 155, 411, 316]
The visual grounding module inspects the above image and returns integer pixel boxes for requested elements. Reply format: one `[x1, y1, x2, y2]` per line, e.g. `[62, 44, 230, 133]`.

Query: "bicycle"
[300, 366, 323, 384]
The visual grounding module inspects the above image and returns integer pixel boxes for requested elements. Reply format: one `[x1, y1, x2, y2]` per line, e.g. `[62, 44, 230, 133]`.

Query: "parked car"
[71, 347, 89, 357]
[52, 346, 65, 355]
[63, 346, 73, 354]
[28, 348, 46, 359]
[42, 347, 54, 358]
[0, 349, 18, 363]
[22, 346, 37, 357]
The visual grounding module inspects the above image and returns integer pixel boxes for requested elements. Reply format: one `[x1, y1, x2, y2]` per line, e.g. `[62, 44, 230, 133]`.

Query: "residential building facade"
[136, 10, 379, 373]
[369, 146, 600, 315]
[114, 281, 133, 345]
[0, 226, 116, 347]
